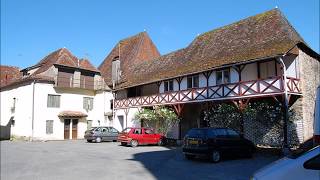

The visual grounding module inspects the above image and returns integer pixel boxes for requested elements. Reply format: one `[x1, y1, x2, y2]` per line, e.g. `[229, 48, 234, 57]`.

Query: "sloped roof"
[28, 48, 100, 74]
[114, 9, 307, 89]
[0, 74, 54, 91]
[58, 111, 87, 118]
[0, 65, 22, 87]
[98, 32, 161, 86]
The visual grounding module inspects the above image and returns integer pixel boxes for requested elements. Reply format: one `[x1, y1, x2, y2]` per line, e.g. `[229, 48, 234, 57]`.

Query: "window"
[214, 129, 227, 137]
[164, 80, 174, 92]
[144, 129, 154, 134]
[216, 69, 230, 85]
[226, 129, 239, 138]
[87, 120, 92, 130]
[47, 95, 60, 108]
[133, 129, 142, 134]
[260, 61, 276, 79]
[83, 97, 94, 111]
[187, 75, 199, 89]
[110, 128, 118, 133]
[110, 100, 113, 110]
[46, 120, 53, 134]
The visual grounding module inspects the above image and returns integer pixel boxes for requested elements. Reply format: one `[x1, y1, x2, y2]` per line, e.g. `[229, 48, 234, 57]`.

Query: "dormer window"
[187, 75, 199, 89]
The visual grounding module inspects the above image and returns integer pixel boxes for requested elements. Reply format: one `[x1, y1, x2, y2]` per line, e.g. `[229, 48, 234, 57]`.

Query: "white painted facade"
[0, 82, 113, 140]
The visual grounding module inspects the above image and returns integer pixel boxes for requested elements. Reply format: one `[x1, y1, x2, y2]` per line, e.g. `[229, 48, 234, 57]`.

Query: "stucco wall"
[113, 108, 140, 131]
[0, 82, 113, 140]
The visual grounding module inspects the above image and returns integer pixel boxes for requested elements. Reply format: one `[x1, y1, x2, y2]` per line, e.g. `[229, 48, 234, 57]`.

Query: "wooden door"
[72, 119, 78, 139]
[64, 119, 71, 140]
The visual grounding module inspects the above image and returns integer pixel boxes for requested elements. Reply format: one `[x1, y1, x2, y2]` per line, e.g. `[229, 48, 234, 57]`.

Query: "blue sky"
[1, 0, 319, 68]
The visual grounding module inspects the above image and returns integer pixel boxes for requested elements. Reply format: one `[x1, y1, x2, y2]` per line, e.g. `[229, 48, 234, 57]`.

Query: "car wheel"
[211, 150, 221, 163]
[95, 137, 102, 143]
[87, 139, 92, 143]
[121, 142, 127, 146]
[130, 140, 138, 147]
[158, 139, 164, 146]
[185, 154, 195, 160]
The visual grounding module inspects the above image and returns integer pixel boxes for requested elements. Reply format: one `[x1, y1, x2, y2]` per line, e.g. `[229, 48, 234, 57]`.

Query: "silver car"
[84, 127, 119, 143]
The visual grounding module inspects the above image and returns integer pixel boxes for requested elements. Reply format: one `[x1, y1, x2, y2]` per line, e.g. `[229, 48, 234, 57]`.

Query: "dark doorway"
[64, 119, 71, 139]
[72, 119, 78, 139]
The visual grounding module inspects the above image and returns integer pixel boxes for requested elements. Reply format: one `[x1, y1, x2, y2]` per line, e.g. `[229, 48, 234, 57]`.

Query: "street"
[1, 140, 279, 180]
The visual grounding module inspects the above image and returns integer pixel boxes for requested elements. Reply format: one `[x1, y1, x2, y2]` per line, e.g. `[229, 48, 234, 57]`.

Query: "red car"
[117, 127, 165, 147]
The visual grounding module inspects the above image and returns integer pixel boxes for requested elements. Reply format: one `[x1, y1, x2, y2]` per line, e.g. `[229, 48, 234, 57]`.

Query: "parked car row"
[84, 127, 165, 147]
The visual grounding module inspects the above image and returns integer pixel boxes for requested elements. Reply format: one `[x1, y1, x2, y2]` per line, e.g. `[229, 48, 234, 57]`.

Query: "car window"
[214, 129, 227, 138]
[227, 129, 240, 138]
[144, 129, 154, 134]
[133, 129, 142, 134]
[187, 129, 207, 138]
[122, 128, 132, 133]
[101, 128, 108, 132]
[304, 154, 320, 170]
[94, 127, 101, 132]
[207, 129, 216, 138]
[111, 128, 118, 133]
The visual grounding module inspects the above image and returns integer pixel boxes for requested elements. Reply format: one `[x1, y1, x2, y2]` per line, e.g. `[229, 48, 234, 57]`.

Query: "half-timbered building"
[99, 9, 320, 146]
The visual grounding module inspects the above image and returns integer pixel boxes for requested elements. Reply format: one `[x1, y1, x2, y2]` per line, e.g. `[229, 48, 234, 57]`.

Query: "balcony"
[114, 76, 301, 109]
[54, 76, 104, 90]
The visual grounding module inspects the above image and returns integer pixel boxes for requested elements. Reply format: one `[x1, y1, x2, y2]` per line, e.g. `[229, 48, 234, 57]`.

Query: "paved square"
[1, 140, 279, 180]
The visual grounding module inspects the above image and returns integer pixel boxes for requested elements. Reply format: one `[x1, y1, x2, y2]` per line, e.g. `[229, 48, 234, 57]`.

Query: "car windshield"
[122, 128, 132, 133]
[187, 129, 207, 138]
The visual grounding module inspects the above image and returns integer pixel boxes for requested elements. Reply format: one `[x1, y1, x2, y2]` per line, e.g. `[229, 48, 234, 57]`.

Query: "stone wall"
[298, 50, 320, 141]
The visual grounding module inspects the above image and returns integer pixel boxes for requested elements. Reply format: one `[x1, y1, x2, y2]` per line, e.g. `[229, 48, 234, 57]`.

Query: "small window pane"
[224, 70, 230, 83]
[187, 77, 193, 89]
[46, 120, 53, 134]
[193, 75, 199, 88]
[164, 81, 169, 92]
[216, 71, 223, 85]
[214, 129, 227, 137]
[83, 97, 94, 110]
[47, 95, 60, 108]
[169, 80, 174, 91]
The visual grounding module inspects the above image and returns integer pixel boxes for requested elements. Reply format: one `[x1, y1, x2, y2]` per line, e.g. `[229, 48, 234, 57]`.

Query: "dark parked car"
[182, 128, 255, 162]
[84, 127, 119, 143]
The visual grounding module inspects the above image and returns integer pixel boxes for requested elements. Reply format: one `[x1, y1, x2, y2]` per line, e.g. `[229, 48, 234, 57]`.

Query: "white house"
[0, 48, 114, 140]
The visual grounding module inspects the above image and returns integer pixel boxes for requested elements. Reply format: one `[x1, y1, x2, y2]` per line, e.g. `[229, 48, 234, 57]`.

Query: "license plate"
[189, 140, 198, 145]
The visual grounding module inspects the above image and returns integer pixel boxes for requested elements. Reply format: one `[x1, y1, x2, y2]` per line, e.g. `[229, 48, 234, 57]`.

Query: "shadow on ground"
[128, 146, 281, 180]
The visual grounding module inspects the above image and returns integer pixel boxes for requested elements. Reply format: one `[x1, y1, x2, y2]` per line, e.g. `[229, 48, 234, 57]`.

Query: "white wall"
[0, 84, 34, 137]
[0, 82, 114, 140]
[284, 55, 299, 78]
[113, 108, 140, 131]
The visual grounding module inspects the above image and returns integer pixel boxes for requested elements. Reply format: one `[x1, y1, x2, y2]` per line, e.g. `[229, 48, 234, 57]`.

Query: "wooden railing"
[114, 76, 301, 109]
[54, 76, 104, 90]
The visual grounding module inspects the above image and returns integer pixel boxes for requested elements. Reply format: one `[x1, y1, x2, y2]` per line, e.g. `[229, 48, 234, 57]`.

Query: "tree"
[135, 106, 180, 136]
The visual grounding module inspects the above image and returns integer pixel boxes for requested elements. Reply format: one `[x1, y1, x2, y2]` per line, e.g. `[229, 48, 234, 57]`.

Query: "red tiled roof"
[108, 9, 309, 90]
[0, 74, 54, 91]
[98, 32, 161, 86]
[0, 66, 22, 87]
[58, 111, 88, 118]
[31, 48, 99, 74]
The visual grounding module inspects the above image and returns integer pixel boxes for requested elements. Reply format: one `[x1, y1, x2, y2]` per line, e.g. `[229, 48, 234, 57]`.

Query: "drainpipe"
[277, 56, 289, 154]
[31, 80, 36, 141]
